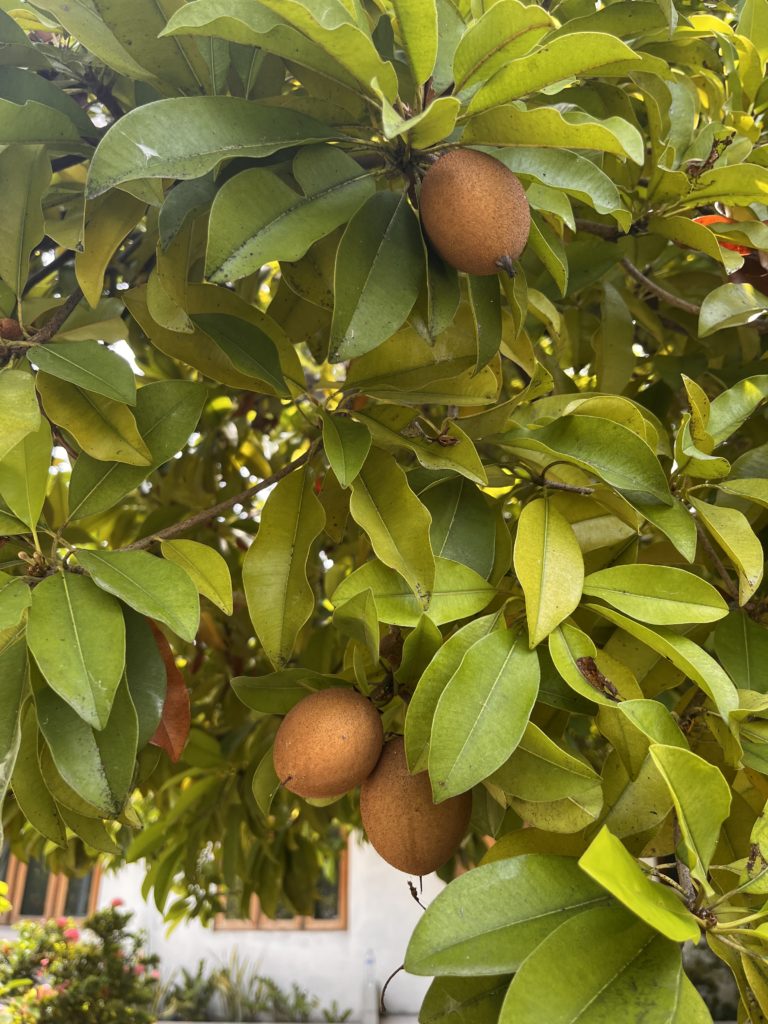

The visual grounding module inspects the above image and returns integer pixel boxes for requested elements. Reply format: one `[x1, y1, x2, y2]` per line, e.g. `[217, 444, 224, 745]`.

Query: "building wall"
[96, 838, 443, 1018]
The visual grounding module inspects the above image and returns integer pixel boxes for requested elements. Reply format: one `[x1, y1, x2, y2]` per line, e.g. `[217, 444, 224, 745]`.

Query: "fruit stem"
[495, 254, 516, 278]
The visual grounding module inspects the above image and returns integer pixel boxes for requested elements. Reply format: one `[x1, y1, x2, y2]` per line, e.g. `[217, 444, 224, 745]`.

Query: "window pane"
[313, 869, 339, 920]
[20, 860, 50, 917]
[64, 874, 92, 918]
[0, 844, 9, 882]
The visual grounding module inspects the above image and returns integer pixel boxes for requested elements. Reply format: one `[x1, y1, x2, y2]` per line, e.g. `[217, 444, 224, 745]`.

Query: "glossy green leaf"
[405, 854, 611, 976]
[420, 975, 511, 1024]
[0, 97, 82, 146]
[639, 499, 697, 563]
[37, 373, 151, 466]
[579, 826, 700, 942]
[0, 144, 49, 299]
[0, 418, 51, 529]
[123, 608, 167, 749]
[421, 477, 497, 578]
[467, 274, 502, 371]
[349, 448, 434, 605]
[252, 744, 280, 817]
[12, 703, 66, 846]
[0, 626, 27, 847]
[689, 497, 763, 605]
[206, 145, 374, 283]
[231, 669, 339, 715]
[331, 557, 496, 628]
[0, 369, 41, 462]
[330, 192, 424, 362]
[583, 565, 728, 624]
[718, 477, 768, 508]
[498, 905, 683, 1023]
[161, 540, 233, 615]
[76, 549, 200, 644]
[548, 623, 624, 707]
[87, 98, 333, 198]
[242, 464, 325, 669]
[333, 588, 379, 662]
[699, 283, 768, 336]
[491, 721, 599, 802]
[76, 191, 147, 308]
[0, 576, 31, 630]
[429, 628, 539, 800]
[321, 412, 371, 488]
[395, 614, 443, 688]
[453, 0, 552, 93]
[405, 611, 504, 772]
[190, 313, 292, 397]
[514, 498, 584, 647]
[708, 375, 768, 444]
[650, 744, 732, 884]
[27, 572, 126, 730]
[29, 341, 137, 405]
[714, 611, 768, 693]
[392, 0, 437, 84]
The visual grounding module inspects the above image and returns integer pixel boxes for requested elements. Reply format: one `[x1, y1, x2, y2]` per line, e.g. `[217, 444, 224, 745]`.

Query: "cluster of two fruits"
[274, 688, 470, 877]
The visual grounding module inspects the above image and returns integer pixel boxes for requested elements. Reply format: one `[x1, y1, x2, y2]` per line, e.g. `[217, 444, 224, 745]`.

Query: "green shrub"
[0, 904, 159, 1024]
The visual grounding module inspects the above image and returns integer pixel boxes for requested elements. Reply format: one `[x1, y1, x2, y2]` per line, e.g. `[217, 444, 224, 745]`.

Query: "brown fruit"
[0, 318, 23, 341]
[360, 737, 472, 876]
[273, 688, 383, 799]
[419, 149, 531, 276]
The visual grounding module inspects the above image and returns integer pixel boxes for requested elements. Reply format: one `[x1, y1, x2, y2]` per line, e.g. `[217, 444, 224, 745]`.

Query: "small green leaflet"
[583, 564, 728, 624]
[161, 540, 233, 615]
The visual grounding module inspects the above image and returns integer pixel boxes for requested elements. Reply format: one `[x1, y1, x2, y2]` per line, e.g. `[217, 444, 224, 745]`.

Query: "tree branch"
[620, 258, 701, 316]
[121, 442, 321, 552]
[574, 218, 622, 241]
[31, 287, 84, 345]
[673, 815, 698, 911]
[695, 518, 739, 603]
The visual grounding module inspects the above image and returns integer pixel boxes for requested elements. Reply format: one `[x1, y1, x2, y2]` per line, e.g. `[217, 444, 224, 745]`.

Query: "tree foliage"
[1, 0, 768, 1019]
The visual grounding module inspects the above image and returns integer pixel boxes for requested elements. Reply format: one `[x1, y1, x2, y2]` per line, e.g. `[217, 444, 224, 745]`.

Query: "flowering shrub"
[0, 905, 159, 1023]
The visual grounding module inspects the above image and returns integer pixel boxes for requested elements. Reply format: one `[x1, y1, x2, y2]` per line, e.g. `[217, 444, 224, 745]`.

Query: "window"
[215, 848, 348, 932]
[0, 850, 100, 925]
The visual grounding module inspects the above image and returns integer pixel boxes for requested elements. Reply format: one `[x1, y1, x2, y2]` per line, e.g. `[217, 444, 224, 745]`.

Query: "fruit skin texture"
[419, 149, 531, 276]
[273, 687, 383, 799]
[360, 736, 472, 876]
[0, 318, 22, 340]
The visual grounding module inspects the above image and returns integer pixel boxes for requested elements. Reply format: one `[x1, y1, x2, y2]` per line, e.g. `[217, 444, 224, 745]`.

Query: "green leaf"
[27, 572, 125, 730]
[332, 557, 496, 628]
[12, 703, 66, 846]
[333, 589, 379, 663]
[708, 375, 768, 444]
[714, 611, 768, 693]
[0, 418, 51, 529]
[392, 0, 437, 84]
[405, 854, 611, 976]
[76, 191, 147, 308]
[464, 106, 643, 164]
[0, 626, 27, 847]
[0, 369, 41, 462]
[420, 976, 511, 1024]
[0, 97, 83, 146]
[584, 604, 738, 723]
[0, 576, 31, 630]
[718, 477, 768, 508]
[598, 699, 687, 781]
[321, 412, 371, 488]
[395, 614, 443, 688]
[242, 464, 325, 669]
[37, 373, 151, 466]
[67, 380, 207, 520]
[421, 477, 497, 578]
[579, 827, 700, 942]
[0, 144, 49, 299]
[466, 33, 639, 114]
[453, 0, 552, 93]
[689, 497, 763, 605]
[190, 313, 294, 397]
[123, 608, 166, 749]
[467, 275, 502, 371]
[548, 623, 625, 707]
[583, 565, 728, 625]
[252, 745, 281, 817]
[206, 145, 374, 283]
[650, 744, 732, 884]
[330, 191, 424, 361]
[29, 341, 137, 405]
[514, 498, 584, 647]
[349, 448, 435, 605]
[86, 97, 333, 198]
[699, 283, 768, 336]
[161, 540, 233, 616]
[231, 669, 339, 715]
[498, 905, 683, 1023]
[76, 549, 200, 644]
[490, 721, 599, 802]
[739, 0, 768, 60]
[639, 499, 697, 563]
[405, 611, 504, 772]
[505, 415, 672, 507]
[429, 628, 539, 801]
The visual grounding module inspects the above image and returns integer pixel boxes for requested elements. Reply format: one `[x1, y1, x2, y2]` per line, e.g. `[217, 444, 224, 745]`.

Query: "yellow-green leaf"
[161, 540, 233, 615]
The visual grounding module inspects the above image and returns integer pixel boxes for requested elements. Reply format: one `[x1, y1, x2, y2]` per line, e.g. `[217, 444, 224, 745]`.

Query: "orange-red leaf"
[149, 621, 190, 762]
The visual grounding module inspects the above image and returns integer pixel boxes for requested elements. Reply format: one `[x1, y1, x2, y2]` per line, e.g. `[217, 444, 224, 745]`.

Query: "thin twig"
[31, 287, 84, 345]
[121, 442, 320, 552]
[673, 815, 698, 910]
[380, 964, 404, 1015]
[574, 218, 622, 241]
[694, 519, 739, 603]
[620, 258, 701, 316]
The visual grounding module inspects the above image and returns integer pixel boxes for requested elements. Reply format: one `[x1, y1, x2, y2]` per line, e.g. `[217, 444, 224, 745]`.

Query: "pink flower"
[133, 963, 145, 976]
[36, 984, 55, 1000]
[149, 970, 160, 980]
[110, 897, 124, 908]
[63, 927, 80, 942]
[55, 917, 68, 928]
[39, 958, 49, 967]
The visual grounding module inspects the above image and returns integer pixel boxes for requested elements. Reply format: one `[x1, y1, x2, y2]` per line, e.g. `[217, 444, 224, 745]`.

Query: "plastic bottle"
[361, 948, 379, 1024]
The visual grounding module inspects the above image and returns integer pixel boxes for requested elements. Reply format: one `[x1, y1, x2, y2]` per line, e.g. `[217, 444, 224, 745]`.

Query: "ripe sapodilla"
[360, 737, 472, 876]
[273, 687, 383, 799]
[419, 148, 531, 277]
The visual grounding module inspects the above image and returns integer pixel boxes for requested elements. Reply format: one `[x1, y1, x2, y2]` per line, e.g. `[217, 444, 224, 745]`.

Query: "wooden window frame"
[215, 848, 348, 933]
[0, 855, 101, 926]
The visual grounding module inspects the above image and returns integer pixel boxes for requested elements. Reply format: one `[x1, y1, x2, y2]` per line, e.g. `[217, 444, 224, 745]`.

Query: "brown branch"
[620, 258, 701, 316]
[695, 518, 739, 603]
[31, 287, 84, 345]
[121, 442, 321, 552]
[673, 815, 698, 911]
[574, 218, 622, 241]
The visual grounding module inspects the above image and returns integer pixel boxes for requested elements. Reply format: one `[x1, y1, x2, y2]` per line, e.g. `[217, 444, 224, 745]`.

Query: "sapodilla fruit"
[360, 737, 472, 876]
[419, 148, 531, 276]
[0, 318, 22, 340]
[273, 688, 383, 799]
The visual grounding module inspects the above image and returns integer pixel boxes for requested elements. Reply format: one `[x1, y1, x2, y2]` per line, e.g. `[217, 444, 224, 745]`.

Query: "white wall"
[97, 838, 443, 1018]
